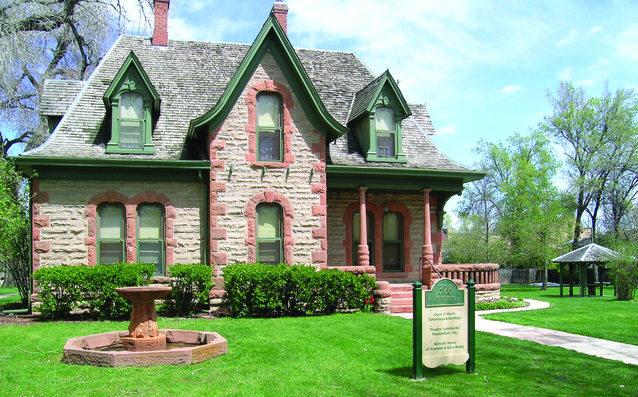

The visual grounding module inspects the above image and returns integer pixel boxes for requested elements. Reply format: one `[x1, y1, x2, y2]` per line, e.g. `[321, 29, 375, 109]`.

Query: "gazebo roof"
[552, 243, 620, 264]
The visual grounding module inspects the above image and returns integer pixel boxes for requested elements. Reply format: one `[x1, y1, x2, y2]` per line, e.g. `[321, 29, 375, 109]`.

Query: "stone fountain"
[62, 286, 227, 367]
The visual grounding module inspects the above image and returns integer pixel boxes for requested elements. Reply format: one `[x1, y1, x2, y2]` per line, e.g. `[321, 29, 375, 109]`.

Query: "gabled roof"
[103, 51, 160, 112]
[189, 13, 348, 143]
[348, 70, 411, 123]
[552, 243, 620, 263]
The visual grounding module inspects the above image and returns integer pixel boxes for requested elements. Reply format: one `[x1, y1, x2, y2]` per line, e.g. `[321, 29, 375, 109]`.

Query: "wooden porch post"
[358, 187, 370, 266]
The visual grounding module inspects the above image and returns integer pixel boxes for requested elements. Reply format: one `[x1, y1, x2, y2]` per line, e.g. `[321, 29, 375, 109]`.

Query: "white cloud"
[556, 67, 572, 80]
[501, 85, 525, 94]
[557, 29, 578, 46]
[615, 27, 638, 62]
[436, 125, 457, 136]
[588, 26, 604, 36]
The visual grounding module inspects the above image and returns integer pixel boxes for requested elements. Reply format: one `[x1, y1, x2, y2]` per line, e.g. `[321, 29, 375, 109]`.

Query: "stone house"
[14, 1, 483, 305]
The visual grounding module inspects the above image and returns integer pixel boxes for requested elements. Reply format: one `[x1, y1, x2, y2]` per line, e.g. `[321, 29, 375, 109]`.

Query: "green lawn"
[1, 313, 637, 396]
[487, 285, 638, 346]
[0, 286, 21, 309]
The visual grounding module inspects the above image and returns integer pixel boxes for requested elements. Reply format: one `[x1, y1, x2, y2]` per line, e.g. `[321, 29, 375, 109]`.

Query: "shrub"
[162, 264, 214, 316]
[33, 263, 155, 319]
[609, 256, 638, 301]
[223, 263, 377, 318]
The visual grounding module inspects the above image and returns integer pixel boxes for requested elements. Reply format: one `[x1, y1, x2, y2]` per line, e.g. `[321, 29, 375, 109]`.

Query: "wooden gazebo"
[552, 243, 619, 297]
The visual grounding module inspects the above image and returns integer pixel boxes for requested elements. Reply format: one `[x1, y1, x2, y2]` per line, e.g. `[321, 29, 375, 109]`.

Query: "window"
[137, 203, 165, 275]
[382, 212, 403, 272]
[119, 92, 145, 149]
[376, 107, 395, 158]
[257, 93, 282, 161]
[98, 203, 125, 265]
[256, 203, 282, 264]
[352, 211, 374, 266]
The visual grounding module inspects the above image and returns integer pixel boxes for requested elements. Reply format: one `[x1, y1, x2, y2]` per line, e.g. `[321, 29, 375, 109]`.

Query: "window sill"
[250, 162, 289, 168]
[106, 143, 156, 155]
[365, 153, 407, 163]
[377, 272, 408, 278]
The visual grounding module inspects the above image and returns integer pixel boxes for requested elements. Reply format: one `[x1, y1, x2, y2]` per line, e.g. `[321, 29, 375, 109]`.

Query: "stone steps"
[389, 284, 414, 314]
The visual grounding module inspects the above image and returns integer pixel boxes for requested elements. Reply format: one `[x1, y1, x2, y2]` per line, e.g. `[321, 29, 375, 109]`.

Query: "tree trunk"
[2, 269, 16, 288]
[541, 260, 548, 290]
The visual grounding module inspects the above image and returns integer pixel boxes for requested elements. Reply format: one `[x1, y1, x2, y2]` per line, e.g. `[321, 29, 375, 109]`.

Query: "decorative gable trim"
[350, 70, 411, 163]
[188, 14, 347, 144]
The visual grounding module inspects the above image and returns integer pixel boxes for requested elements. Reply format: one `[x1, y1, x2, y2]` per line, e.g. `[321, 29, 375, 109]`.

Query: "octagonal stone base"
[122, 334, 166, 352]
[63, 329, 228, 367]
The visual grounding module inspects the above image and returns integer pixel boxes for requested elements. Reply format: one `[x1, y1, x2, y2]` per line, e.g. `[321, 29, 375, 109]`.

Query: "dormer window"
[375, 107, 395, 158]
[103, 51, 160, 155]
[257, 92, 282, 162]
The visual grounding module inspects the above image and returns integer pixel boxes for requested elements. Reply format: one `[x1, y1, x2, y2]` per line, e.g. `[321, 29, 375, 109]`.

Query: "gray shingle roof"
[22, 33, 471, 174]
[39, 80, 86, 116]
[552, 243, 621, 263]
[348, 73, 385, 123]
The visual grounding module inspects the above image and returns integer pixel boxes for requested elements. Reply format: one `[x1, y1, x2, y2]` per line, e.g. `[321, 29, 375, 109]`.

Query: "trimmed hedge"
[33, 263, 155, 320]
[161, 264, 214, 316]
[223, 263, 377, 318]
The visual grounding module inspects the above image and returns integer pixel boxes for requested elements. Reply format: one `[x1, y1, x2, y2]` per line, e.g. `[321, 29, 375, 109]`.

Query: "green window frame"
[256, 203, 282, 264]
[256, 92, 283, 162]
[352, 211, 374, 266]
[375, 107, 396, 158]
[382, 212, 403, 272]
[97, 203, 125, 265]
[136, 203, 165, 276]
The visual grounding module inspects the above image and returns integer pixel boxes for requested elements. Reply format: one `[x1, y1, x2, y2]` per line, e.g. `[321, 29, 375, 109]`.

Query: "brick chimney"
[153, 0, 170, 46]
[272, 1, 289, 34]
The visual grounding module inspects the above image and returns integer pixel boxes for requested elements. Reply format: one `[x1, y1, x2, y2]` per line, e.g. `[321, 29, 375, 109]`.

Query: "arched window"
[137, 203, 165, 275]
[98, 203, 126, 265]
[352, 211, 374, 266]
[257, 93, 282, 161]
[375, 106, 396, 157]
[257, 203, 282, 264]
[382, 212, 403, 272]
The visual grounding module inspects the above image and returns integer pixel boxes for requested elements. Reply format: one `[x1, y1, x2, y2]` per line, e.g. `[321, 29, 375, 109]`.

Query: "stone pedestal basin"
[116, 286, 171, 351]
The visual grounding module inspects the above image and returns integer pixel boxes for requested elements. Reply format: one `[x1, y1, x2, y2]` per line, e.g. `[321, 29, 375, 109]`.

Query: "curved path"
[394, 299, 638, 366]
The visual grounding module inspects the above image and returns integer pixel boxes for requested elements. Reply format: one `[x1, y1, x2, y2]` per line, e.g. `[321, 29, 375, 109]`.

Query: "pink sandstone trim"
[311, 131, 327, 266]
[84, 191, 177, 270]
[208, 128, 226, 276]
[244, 191, 295, 265]
[244, 80, 295, 166]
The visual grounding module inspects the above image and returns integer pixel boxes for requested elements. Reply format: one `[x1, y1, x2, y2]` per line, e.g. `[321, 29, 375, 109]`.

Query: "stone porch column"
[422, 189, 434, 284]
[358, 187, 370, 266]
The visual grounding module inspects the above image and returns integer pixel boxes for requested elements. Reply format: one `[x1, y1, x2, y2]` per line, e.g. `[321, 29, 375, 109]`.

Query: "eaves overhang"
[326, 165, 485, 194]
[11, 156, 210, 182]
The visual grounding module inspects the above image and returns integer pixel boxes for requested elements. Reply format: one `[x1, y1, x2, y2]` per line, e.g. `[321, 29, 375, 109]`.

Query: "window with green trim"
[98, 203, 125, 265]
[256, 203, 282, 264]
[382, 212, 403, 272]
[257, 93, 282, 162]
[352, 211, 374, 266]
[119, 92, 145, 149]
[137, 203, 165, 275]
[376, 107, 396, 158]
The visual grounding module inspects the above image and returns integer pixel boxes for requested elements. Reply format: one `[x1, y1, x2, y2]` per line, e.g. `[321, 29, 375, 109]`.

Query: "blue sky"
[156, 0, 638, 170]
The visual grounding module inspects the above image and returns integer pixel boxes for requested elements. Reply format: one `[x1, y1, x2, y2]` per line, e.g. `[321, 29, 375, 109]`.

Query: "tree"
[456, 131, 570, 289]
[0, 159, 30, 305]
[0, 0, 153, 156]
[540, 82, 638, 248]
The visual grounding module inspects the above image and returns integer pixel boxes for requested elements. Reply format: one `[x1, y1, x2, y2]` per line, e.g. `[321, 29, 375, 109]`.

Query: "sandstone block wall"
[210, 51, 325, 274]
[34, 179, 206, 269]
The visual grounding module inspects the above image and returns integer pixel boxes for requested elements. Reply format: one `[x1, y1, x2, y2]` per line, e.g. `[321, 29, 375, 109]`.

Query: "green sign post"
[413, 279, 476, 379]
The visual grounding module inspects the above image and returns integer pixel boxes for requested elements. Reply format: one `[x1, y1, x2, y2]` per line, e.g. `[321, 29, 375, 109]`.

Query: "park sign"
[413, 279, 476, 379]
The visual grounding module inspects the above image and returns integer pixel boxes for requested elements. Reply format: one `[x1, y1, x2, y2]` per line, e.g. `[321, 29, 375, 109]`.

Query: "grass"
[485, 285, 638, 346]
[0, 286, 21, 310]
[0, 313, 637, 396]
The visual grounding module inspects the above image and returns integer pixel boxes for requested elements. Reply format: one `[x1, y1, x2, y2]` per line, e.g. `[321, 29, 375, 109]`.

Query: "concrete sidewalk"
[394, 299, 638, 366]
